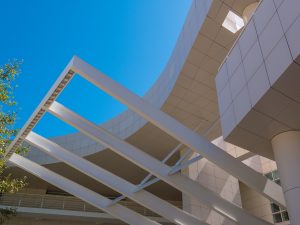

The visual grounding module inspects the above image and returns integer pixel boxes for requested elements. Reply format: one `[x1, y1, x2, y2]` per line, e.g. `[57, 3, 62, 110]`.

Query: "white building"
[2, 0, 299, 224]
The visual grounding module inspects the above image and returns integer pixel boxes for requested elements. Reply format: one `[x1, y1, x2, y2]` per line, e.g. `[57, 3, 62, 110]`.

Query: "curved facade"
[3, 0, 300, 224]
[26, 0, 211, 165]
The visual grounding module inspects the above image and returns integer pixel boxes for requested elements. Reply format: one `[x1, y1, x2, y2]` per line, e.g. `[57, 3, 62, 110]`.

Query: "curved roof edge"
[27, 0, 212, 165]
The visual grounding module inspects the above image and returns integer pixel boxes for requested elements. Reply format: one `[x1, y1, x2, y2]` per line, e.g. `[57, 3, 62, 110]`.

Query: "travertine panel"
[183, 136, 281, 224]
[182, 137, 241, 225]
[216, 0, 300, 159]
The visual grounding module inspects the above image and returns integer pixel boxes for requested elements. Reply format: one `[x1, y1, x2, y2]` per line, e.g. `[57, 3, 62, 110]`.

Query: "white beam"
[134, 177, 160, 193]
[131, 123, 209, 200]
[168, 155, 203, 175]
[4, 57, 77, 158]
[26, 131, 207, 225]
[47, 101, 272, 225]
[8, 153, 160, 225]
[71, 56, 285, 207]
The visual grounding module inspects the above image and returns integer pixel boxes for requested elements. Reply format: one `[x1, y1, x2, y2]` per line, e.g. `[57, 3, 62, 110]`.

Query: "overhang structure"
[4, 0, 291, 224]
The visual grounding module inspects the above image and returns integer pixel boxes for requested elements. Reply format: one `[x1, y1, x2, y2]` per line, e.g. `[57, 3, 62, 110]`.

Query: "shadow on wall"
[182, 137, 275, 225]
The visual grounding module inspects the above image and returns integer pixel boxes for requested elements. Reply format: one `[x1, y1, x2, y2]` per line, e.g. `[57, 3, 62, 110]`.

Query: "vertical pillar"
[272, 131, 300, 225]
[242, 2, 258, 24]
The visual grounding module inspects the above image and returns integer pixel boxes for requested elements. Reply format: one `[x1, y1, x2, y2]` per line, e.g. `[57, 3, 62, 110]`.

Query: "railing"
[0, 193, 181, 217]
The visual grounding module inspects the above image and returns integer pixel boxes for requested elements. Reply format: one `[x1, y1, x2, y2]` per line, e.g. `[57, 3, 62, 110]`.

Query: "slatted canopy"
[5, 55, 285, 225]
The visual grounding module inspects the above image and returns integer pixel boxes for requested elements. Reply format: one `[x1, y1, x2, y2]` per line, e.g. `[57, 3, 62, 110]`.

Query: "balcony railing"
[0, 193, 181, 218]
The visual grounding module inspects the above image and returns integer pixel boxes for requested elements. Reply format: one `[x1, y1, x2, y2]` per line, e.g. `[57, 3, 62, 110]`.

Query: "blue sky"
[1, 0, 192, 137]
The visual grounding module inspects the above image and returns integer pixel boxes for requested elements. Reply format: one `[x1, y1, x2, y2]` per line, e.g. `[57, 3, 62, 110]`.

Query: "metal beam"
[4, 57, 77, 158]
[128, 122, 213, 201]
[47, 101, 272, 225]
[134, 177, 160, 193]
[71, 56, 285, 207]
[25, 131, 207, 225]
[238, 152, 256, 161]
[133, 154, 202, 194]
[131, 133, 187, 196]
[8, 153, 160, 225]
[173, 148, 193, 168]
[168, 155, 203, 175]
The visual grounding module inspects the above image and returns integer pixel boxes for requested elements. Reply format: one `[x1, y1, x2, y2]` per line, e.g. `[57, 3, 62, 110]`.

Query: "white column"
[272, 131, 300, 225]
[242, 2, 258, 24]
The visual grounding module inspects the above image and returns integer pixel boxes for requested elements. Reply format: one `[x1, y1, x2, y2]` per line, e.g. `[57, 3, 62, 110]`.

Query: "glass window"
[264, 170, 289, 223]
[273, 213, 283, 223]
[282, 211, 289, 221]
[265, 172, 273, 180]
[273, 171, 280, 180]
[271, 203, 280, 213]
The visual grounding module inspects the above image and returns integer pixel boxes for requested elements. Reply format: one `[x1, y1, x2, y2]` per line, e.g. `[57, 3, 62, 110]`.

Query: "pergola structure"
[5, 56, 285, 225]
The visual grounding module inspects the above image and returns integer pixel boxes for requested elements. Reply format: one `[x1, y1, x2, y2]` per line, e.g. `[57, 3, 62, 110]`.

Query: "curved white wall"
[27, 0, 212, 165]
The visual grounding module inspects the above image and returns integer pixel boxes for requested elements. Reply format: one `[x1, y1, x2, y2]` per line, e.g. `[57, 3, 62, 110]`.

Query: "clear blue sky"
[1, 0, 192, 137]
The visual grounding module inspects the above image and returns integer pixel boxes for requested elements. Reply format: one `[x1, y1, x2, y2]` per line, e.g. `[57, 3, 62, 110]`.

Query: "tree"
[0, 60, 28, 223]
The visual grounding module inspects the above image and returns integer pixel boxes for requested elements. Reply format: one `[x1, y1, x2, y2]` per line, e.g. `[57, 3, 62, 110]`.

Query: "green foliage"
[0, 60, 28, 224]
